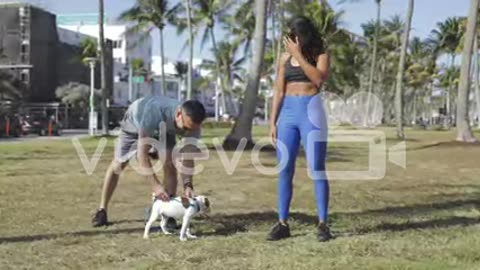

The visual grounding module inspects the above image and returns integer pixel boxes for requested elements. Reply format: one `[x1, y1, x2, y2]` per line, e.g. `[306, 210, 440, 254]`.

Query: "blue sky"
[43, 0, 470, 61]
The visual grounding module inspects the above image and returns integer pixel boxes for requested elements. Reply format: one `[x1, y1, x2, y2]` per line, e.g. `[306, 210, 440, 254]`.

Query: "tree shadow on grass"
[0, 227, 145, 245]
[337, 197, 480, 217]
[197, 211, 318, 236]
[2, 198, 479, 244]
[0, 211, 314, 244]
[408, 141, 480, 152]
[344, 216, 480, 237]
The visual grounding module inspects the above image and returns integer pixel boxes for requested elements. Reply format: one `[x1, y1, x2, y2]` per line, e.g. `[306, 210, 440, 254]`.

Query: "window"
[113, 40, 123, 49]
[21, 44, 28, 53]
[20, 70, 29, 83]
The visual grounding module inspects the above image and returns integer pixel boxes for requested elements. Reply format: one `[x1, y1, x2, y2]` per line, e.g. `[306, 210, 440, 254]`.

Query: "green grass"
[0, 127, 479, 269]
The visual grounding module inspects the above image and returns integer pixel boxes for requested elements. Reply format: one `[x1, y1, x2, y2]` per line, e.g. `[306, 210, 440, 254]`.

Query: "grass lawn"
[0, 127, 479, 270]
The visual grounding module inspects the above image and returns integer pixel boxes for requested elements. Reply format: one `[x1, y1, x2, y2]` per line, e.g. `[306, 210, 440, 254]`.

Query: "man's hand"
[153, 184, 170, 201]
[184, 186, 195, 198]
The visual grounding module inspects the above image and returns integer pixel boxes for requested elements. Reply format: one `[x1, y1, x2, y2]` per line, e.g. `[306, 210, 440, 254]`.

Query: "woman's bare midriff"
[285, 82, 319, 96]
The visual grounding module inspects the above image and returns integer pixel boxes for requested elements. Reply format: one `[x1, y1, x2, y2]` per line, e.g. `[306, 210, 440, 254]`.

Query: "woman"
[268, 16, 332, 242]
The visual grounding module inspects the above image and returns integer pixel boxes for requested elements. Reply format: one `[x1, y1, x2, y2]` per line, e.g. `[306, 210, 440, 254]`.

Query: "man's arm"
[178, 128, 202, 197]
[180, 147, 195, 198]
[137, 131, 169, 201]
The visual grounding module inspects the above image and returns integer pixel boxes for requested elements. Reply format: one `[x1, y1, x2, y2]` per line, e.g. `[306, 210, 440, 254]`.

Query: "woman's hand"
[270, 124, 278, 146]
[283, 36, 302, 60]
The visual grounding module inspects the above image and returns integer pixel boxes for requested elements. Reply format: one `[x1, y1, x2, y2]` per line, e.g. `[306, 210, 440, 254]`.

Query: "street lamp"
[214, 77, 220, 122]
[84, 57, 98, 136]
[264, 89, 273, 122]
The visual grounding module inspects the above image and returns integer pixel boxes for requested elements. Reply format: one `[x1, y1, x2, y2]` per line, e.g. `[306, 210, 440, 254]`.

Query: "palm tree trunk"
[159, 27, 166, 96]
[185, 0, 193, 100]
[270, 0, 276, 53]
[412, 91, 417, 124]
[274, 0, 284, 73]
[456, 0, 478, 142]
[474, 33, 480, 129]
[365, 0, 381, 126]
[429, 82, 434, 125]
[209, 27, 228, 116]
[394, 0, 414, 139]
[99, 0, 109, 135]
[384, 82, 396, 124]
[224, 0, 268, 148]
[445, 54, 455, 128]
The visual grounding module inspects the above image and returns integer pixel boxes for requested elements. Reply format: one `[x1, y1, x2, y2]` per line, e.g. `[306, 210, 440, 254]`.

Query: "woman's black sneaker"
[267, 223, 291, 241]
[317, 223, 333, 242]
[92, 208, 108, 227]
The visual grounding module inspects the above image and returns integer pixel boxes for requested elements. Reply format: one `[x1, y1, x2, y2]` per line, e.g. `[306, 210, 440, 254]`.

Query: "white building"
[57, 13, 152, 79]
[151, 56, 176, 76]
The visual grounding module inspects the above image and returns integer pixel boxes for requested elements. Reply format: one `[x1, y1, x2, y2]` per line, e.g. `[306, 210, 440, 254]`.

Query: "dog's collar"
[191, 198, 200, 212]
[169, 197, 200, 212]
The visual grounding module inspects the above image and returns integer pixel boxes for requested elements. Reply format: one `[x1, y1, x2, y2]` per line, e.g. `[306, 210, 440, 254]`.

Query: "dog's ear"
[181, 197, 190, 209]
[204, 198, 210, 208]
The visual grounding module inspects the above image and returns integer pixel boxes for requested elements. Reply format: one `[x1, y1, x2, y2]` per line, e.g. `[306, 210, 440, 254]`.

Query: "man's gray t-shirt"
[121, 96, 201, 139]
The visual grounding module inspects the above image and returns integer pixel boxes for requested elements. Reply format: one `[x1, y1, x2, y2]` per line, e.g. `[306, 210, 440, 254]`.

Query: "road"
[0, 129, 118, 144]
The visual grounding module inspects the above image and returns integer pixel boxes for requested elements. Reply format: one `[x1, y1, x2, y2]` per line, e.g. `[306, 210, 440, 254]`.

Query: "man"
[92, 95, 206, 227]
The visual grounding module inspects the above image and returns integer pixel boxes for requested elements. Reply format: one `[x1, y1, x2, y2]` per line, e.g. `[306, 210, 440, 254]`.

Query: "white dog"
[143, 195, 210, 241]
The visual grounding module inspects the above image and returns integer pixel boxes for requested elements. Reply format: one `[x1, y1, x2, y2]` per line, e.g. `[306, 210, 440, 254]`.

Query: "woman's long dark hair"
[287, 16, 325, 64]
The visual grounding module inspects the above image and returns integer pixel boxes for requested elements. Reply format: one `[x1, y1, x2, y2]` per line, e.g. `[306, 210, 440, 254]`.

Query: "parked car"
[21, 115, 62, 136]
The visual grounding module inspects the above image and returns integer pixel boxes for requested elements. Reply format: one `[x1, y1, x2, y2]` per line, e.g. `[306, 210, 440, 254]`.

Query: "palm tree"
[190, 0, 234, 115]
[185, 0, 194, 100]
[221, 0, 255, 58]
[394, 0, 414, 139]
[429, 17, 464, 124]
[209, 41, 245, 92]
[274, 0, 285, 73]
[341, 0, 382, 126]
[174, 61, 188, 100]
[80, 38, 98, 65]
[0, 71, 26, 101]
[406, 37, 437, 124]
[474, 32, 480, 129]
[303, 1, 361, 95]
[119, 0, 181, 96]
[305, 1, 345, 47]
[224, 0, 268, 148]
[99, 0, 109, 135]
[284, 0, 316, 16]
[455, 0, 478, 142]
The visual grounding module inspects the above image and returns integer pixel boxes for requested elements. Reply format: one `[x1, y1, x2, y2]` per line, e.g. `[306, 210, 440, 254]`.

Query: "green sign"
[133, 76, 145, 83]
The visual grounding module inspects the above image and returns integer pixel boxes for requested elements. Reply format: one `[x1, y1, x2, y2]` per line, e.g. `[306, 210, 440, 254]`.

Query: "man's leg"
[99, 160, 128, 210]
[92, 160, 128, 227]
[93, 131, 135, 227]
[162, 133, 178, 231]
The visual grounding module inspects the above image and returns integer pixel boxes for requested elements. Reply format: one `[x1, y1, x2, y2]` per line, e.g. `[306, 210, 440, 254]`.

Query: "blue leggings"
[276, 94, 329, 222]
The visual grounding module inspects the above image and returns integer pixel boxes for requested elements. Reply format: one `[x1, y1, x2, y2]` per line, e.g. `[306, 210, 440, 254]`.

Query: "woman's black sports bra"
[284, 56, 316, 83]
